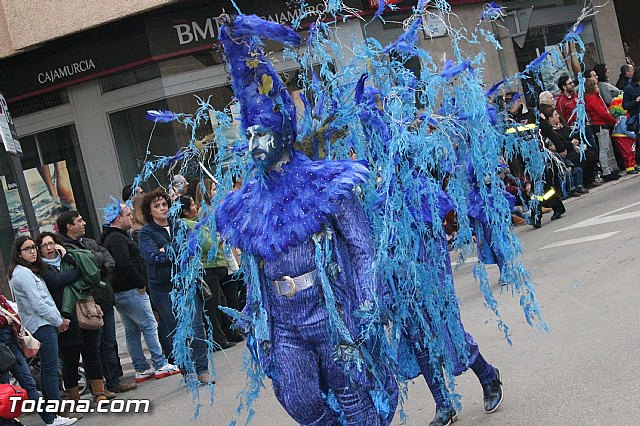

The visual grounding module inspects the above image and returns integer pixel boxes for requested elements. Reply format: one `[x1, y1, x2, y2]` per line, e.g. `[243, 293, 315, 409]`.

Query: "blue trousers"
[115, 289, 167, 371]
[33, 325, 62, 411]
[0, 327, 55, 424]
[148, 287, 208, 375]
[269, 288, 382, 426]
[415, 341, 496, 410]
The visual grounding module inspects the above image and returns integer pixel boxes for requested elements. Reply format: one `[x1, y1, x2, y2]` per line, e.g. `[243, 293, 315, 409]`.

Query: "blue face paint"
[246, 125, 287, 170]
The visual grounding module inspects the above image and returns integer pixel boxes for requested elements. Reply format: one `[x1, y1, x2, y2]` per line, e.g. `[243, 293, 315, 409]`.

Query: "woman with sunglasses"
[7, 236, 76, 426]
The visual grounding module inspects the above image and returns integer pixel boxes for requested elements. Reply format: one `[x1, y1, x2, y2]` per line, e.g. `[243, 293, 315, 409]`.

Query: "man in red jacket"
[585, 77, 621, 182]
[556, 75, 578, 126]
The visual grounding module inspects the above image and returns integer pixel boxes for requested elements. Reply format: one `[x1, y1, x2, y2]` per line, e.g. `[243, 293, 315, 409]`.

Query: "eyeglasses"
[20, 245, 37, 253]
[40, 242, 56, 249]
[566, 81, 575, 86]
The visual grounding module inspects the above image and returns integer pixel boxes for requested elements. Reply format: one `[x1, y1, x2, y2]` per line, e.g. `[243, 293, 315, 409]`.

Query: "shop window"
[0, 124, 96, 254]
[109, 83, 254, 187]
[100, 51, 225, 93]
[8, 89, 70, 118]
[110, 64, 324, 187]
[513, 20, 600, 103]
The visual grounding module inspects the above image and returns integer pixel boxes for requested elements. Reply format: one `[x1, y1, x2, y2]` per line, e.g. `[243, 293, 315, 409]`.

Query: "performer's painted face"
[246, 125, 286, 170]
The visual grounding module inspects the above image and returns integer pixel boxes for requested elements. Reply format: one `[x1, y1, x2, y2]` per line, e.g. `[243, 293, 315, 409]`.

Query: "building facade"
[0, 0, 625, 261]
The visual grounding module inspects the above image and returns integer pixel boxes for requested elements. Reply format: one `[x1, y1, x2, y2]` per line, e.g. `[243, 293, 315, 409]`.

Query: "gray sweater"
[598, 81, 622, 107]
[10, 265, 63, 333]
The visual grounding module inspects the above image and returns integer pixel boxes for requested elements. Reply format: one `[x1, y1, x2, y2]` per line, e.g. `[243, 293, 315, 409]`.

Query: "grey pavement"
[20, 173, 640, 425]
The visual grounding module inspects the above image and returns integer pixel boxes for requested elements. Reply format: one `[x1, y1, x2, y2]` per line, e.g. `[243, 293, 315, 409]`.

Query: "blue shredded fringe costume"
[402, 179, 498, 414]
[215, 14, 397, 425]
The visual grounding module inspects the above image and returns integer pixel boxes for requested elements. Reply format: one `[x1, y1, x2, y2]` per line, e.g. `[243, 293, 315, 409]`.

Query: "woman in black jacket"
[539, 105, 599, 187]
[36, 232, 108, 408]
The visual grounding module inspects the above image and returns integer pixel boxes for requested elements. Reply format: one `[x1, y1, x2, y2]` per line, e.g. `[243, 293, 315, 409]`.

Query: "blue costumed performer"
[466, 156, 516, 285]
[411, 180, 503, 426]
[215, 14, 397, 425]
[358, 84, 503, 426]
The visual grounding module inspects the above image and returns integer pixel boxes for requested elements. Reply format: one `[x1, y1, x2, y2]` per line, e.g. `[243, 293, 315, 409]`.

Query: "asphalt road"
[20, 174, 640, 425]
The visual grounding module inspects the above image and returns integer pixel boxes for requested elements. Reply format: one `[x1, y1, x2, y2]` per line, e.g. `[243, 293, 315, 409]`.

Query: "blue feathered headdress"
[218, 14, 301, 146]
[102, 196, 122, 225]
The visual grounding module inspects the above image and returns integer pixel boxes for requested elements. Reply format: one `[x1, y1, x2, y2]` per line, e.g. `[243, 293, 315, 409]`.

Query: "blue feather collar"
[216, 151, 369, 260]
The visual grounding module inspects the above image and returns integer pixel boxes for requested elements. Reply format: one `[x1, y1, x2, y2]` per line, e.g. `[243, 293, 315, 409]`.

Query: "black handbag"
[0, 342, 16, 374]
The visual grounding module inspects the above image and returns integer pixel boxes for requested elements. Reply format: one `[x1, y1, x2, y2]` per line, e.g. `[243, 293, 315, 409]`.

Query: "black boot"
[481, 368, 503, 413]
[429, 407, 458, 426]
[532, 205, 542, 229]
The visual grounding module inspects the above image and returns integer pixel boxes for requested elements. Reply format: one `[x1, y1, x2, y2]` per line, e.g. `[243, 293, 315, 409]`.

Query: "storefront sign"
[0, 94, 21, 154]
[0, 0, 483, 102]
[0, 1, 362, 102]
[145, 1, 358, 57]
[423, 14, 447, 38]
[0, 21, 150, 101]
[37, 59, 96, 84]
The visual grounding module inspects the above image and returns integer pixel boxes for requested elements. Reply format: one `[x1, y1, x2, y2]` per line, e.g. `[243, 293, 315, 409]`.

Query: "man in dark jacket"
[616, 64, 634, 91]
[56, 210, 134, 395]
[622, 69, 640, 164]
[100, 203, 179, 384]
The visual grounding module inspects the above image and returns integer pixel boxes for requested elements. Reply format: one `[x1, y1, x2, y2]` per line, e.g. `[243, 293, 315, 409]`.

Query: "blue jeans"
[148, 287, 208, 375]
[33, 325, 62, 407]
[0, 327, 55, 424]
[572, 166, 584, 189]
[115, 289, 167, 371]
[98, 306, 121, 389]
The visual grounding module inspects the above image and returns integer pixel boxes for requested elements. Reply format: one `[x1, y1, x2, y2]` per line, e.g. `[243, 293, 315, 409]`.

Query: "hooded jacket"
[99, 227, 147, 293]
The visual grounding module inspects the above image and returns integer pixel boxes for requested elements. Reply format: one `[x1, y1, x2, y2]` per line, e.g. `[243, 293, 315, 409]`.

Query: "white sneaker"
[135, 367, 156, 383]
[155, 363, 181, 379]
[47, 415, 78, 426]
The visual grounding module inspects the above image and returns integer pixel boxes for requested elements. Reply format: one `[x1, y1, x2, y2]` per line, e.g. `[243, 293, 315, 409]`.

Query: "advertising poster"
[2, 160, 76, 234]
[538, 44, 571, 94]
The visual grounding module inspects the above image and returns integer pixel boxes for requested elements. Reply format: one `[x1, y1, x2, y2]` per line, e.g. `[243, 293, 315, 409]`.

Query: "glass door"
[0, 124, 96, 254]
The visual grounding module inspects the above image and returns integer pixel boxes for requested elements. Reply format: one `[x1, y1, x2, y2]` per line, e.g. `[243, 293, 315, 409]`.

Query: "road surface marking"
[540, 231, 619, 250]
[556, 201, 640, 232]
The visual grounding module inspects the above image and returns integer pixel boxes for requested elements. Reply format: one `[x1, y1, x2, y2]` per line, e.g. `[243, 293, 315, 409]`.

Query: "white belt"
[271, 270, 317, 298]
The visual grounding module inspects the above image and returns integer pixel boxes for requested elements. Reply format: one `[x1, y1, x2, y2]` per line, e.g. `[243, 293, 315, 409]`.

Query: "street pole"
[7, 152, 39, 237]
[0, 93, 39, 238]
[491, 21, 508, 81]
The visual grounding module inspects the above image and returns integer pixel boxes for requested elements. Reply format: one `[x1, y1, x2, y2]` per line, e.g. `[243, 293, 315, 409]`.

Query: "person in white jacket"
[7, 235, 76, 426]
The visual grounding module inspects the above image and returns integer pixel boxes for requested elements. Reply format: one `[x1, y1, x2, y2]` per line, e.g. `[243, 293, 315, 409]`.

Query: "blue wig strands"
[101, 196, 122, 224]
[125, 94, 250, 414]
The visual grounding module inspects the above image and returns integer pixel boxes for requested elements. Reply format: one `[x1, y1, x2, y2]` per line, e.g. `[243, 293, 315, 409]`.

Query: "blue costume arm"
[332, 191, 377, 309]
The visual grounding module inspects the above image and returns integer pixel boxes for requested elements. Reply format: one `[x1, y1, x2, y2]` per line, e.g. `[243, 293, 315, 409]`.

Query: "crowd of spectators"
[499, 55, 640, 230]
[1, 175, 246, 424]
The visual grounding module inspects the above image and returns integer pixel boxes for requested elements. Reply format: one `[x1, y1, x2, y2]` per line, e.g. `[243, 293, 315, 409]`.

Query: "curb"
[561, 171, 638, 206]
